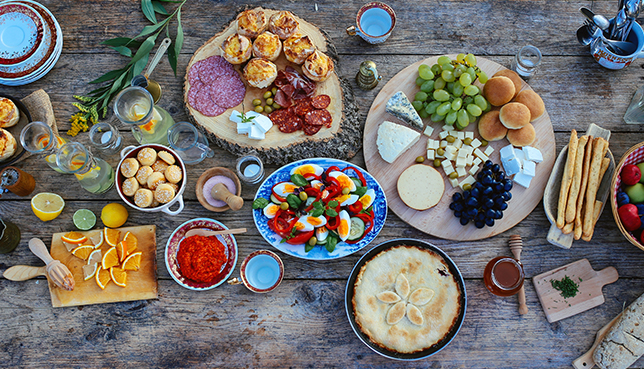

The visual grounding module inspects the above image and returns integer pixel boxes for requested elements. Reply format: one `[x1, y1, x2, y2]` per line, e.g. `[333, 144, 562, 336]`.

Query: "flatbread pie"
[352, 245, 462, 353]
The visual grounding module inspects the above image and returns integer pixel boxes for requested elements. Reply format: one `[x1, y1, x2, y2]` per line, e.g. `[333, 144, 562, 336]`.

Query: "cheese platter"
[184, 7, 359, 165]
[363, 55, 556, 241]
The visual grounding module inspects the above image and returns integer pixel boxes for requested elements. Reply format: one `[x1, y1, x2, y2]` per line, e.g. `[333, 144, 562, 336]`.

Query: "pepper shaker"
[355, 60, 382, 90]
[0, 166, 35, 198]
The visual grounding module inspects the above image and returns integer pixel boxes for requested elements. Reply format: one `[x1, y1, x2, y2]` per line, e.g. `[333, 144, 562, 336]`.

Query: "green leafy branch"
[68, 0, 187, 136]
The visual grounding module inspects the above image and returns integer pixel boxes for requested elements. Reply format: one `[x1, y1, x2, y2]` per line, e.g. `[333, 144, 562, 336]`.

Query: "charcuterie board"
[184, 7, 359, 165]
[363, 55, 556, 241]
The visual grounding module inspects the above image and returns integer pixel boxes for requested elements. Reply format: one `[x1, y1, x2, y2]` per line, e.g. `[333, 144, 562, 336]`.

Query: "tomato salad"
[252, 163, 377, 252]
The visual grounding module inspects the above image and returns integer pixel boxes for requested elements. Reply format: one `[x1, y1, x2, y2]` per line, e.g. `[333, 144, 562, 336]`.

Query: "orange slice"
[103, 227, 121, 247]
[83, 263, 98, 281]
[95, 267, 111, 289]
[123, 232, 138, 255]
[61, 231, 87, 244]
[102, 246, 119, 270]
[71, 244, 94, 260]
[110, 267, 127, 287]
[89, 230, 104, 249]
[116, 241, 128, 262]
[122, 251, 142, 271]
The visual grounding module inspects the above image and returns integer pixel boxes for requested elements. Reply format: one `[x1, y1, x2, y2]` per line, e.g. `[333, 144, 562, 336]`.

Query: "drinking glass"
[19, 121, 67, 173]
[89, 120, 123, 156]
[113, 86, 174, 145]
[167, 122, 214, 164]
[511, 45, 542, 80]
[0, 218, 20, 254]
[236, 155, 264, 185]
[56, 142, 115, 194]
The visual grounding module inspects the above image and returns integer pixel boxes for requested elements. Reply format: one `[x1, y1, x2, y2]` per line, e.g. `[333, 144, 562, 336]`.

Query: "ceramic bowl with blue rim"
[253, 158, 387, 260]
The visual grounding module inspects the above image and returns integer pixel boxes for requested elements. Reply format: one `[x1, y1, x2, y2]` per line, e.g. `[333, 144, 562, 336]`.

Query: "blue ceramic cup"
[346, 2, 396, 44]
[240, 250, 284, 293]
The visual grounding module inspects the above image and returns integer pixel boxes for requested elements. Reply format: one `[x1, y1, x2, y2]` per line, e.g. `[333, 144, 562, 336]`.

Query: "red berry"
[621, 164, 642, 186]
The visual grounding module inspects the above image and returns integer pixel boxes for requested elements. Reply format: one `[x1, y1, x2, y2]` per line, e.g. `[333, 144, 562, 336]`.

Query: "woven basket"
[610, 141, 644, 251]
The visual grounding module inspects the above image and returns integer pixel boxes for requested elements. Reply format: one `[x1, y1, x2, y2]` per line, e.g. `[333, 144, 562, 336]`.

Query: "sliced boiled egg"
[359, 189, 376, 209]
[302, 215, 327, 228]
[263, 203, 280, 219]
[310, 180, 324, 191]
[290, 164, 324, 177]
[335, 193, 359, 206]
[328, 171, 357, 192]
[273, 182, 299, 197]
[293, 217, 315, 232]
[337, 210, 352, 242]
[316, 226, 328, 242]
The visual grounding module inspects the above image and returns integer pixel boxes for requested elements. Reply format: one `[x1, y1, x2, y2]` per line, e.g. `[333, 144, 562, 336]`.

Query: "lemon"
[73, 209, 96, 231]
[31, 192, 65, 221]
[101, 203, 128, 228]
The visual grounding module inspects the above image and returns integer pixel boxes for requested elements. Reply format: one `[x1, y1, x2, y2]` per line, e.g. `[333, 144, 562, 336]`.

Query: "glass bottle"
[167, 122, 214, 164]
[56, 142, 115, 194]
[19, 121, 68, 173]
[113, 86, 175, 145]
[0, 218, 20, 253]
[89, 120, 123, 156]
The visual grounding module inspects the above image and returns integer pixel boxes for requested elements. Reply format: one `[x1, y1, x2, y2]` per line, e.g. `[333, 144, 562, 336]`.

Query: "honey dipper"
[509, 234, 528, 315]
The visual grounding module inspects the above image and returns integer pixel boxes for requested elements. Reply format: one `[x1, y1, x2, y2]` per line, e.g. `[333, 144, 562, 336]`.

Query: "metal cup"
[346, 2, 396, 44]
[591, 21, 644, 69]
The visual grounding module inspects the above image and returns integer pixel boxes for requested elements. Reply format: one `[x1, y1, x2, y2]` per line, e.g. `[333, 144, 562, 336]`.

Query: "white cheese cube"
[457, 131, 465, 140]
[435, 151, 445, 159]
[423, 125, 434, 137]
[442, 124, 452, 132]
[439, 130, 449, 139]
[514, 149, 524, 166]
[237, 122, 252, 134]
[230, 110, 244, 124]
[523, 160, 536, 177]
[460, 146, 473, 156]
[473, 157, 482, 166]
[426, 139, 436, 150]
[523, 146, 543, 163]
[457, 149, 468, 159]
[453, 139, 463, 149]
[469, 164, 480, 175]
[456, 166, 467, 177]
[465, 131, 474, 139]
[474, 148, 488, 161]
[427, 149, 435, 160]
[448, 130, 457, 137]
[500, 144, 516, 160]
[249, 124, 266, 140]
[441, 159, 453, 170]
[445, 146, 458, 155]
[466, 155, 473, 166]
[455, 156, 467, 168]
[445, 151, 457, 161]
[502, 157, 522, 176]
[254, 114, 273, 133]
[444, 165, 455, 176]
[513, 172, 533, 188]
[459, 175, 476, 190]
[440, 140, 448, 148]
[449, 178, 459, 188]
[471, 138, 482, 149]
[484, 146, 495, 157]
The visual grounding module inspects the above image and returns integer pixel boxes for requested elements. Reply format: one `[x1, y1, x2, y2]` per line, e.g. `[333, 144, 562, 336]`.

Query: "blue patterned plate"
[253, 158, 387, 260]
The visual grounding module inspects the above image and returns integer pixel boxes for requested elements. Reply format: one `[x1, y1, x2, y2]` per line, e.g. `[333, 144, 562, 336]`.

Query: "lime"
[73, 209, 96, 230]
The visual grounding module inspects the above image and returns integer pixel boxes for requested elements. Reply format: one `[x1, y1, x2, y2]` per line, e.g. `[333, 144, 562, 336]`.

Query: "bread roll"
[483, 76, 516, 106]
[493, 70, 522, 98]
[477, 110, 507, 141]
[283, 33, 315, 64]
[269, 11, 299, 40]
[514, 90, 545, 121]
[0, 128, 16, 161]
[137, 147, 157, 166]
[221, 33, 252, 65]
[302, 50, 334, 82]
[243, 58, 278, 88]
[594, 293, 644, 369]
[120, 158, 139, 178]
[499, 102, 531, 130]
[506, 123, 535, 147]
[236, 9, 268, 39]
[0, 97, 19, 128]
[252, 31, 281, 61]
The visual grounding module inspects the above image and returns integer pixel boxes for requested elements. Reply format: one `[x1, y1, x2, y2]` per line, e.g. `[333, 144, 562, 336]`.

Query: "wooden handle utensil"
[28, 238, 74, 291]
[184, 228, 247, 238]
[509, 234, 529, 315]
[211, 183, 244, 211]
[3, 265, 47, 281]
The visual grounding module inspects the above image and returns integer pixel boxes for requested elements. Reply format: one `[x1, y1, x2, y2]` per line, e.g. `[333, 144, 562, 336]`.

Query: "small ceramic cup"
[239, 250, 284, 293]
[346, 2, 396, 44]
[591, 21, 644, 70]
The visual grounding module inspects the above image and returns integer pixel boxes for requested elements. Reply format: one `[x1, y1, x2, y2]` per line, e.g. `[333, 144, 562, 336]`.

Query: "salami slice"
[311, 94, 331, 109]
[198, 55, 237, 84]
[277, 114, 302, 133]
[209, 73, 246, 109]
[187, 63, 201, 86]
[187, 80, 204, 109]
[294, 98, 314, 117]
[191, 83, 226, 117]
[305, 109, 332, 127]
[303, 123, 322, 136]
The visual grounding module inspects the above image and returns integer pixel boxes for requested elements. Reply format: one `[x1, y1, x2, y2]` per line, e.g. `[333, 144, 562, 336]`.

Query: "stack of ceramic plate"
[0, 0, 62, 86]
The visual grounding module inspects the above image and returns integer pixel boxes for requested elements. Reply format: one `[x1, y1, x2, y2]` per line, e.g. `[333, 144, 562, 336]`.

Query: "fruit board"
[48, 225, 158, 308]
[184, 7, 359, 165]
[363, 56, 556, 241]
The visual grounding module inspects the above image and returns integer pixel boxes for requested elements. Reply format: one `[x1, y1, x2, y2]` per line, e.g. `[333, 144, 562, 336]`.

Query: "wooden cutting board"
[184, 7, 359, 165]
[572, 313, 623, 369]
[363, 56, 556, 241]
[533, 258, 618, 323]
[48, 225, 158, 308]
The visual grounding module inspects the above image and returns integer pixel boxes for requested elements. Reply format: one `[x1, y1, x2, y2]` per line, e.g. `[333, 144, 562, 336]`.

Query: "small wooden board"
[48, 225, 158, 308]
[363, 55, 556, 241]
[572, 313, 623, 369]
[184, 7, 359, 165]
[533, 258, 618, 323]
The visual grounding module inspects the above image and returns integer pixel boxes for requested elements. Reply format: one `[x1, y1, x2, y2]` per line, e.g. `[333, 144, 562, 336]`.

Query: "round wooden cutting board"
[184, 7, 359, 165]
[363, 56, 556, 241]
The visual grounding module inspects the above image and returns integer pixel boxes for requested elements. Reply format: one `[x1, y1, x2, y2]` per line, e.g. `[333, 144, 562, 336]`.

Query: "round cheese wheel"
[397, 164, 444, 210]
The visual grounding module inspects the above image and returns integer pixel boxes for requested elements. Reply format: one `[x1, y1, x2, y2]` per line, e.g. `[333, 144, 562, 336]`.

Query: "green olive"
[252, 99, 262, 106]
[265, 97, 274, 105]
[264, 106, 273, 114]
[463, 138, 472, 145]
[480, 139, 488, 147]
[308, 237, 317, 246]
[280, 202, 289, 210]
[415, 156, 425, 163]
[299, 192, 308, 201]
[463, 183, 472, 191]
[446, 136, 456, 143]
[433, 159, 441, 167]
[271, 87, 278, 95]
[254, 105, 264, 113]
[272, 103, 281, 109]
[437, 148, 445, 156]
[449, 172, 458, 179]
[263, 91, 273, 99]
[342, 187, 351, 195]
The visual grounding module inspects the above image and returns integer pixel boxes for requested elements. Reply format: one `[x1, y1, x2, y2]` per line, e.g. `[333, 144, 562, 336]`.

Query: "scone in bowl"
[611, 142, 644, 251]
[345, 238, 467, 360]
[116, 144, 186, 215]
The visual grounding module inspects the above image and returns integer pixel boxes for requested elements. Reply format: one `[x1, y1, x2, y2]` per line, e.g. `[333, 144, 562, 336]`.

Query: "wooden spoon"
[3, 265, 47, 281]
[28, 238, 75, 291]
[509, 234, 528, 315]
[184, 228, 247, 238]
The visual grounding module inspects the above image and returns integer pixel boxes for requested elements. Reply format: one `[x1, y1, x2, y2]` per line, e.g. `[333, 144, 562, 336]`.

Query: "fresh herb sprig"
[68, 0, 187, 136]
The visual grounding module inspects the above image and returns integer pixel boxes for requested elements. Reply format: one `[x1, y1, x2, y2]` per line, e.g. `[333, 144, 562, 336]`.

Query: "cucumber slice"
[270, 194, 282, 204]
[347, 217, 365, 241]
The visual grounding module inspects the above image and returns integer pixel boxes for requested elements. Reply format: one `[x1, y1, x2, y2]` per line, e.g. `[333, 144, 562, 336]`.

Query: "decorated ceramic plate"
[165, 218, 238, 291]
[253, 158, 387, 260]
[0, 2, 43, 65]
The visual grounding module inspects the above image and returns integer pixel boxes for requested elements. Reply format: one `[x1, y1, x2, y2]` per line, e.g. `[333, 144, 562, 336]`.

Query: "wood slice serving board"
[363, 56, 556, 240]
[533, 258, 618, 323]
[48, 225, 158, 308]
[184, 7, 359, 165]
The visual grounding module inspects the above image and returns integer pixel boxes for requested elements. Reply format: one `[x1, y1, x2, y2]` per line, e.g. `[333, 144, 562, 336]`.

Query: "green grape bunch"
[413, 53, 491, 130]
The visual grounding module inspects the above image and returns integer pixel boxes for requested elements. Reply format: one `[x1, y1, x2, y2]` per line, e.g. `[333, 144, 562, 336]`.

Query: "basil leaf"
[141, 0, 157, 24]
[313, 201, 323, 210]
[325, 208, 338, 217]
[305, 242, 315, 252]
[151, 0, 169, 14]
[325, 234, 338, 252]
[354, 186, 368, 197]
[252, 198, 269, 210]
[286, 194, 302, 209]
[310, 208, 324, 217]
[327, 200, 339, 208]
[280, 238, 287, 244]
[290, 174, 309, 187]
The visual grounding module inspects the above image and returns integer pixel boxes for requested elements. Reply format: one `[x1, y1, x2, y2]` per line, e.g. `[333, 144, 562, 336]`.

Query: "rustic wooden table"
[2, 0, 644, 367]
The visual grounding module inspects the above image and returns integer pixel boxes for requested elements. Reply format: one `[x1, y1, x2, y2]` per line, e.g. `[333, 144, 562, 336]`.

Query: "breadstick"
[557, 130, 578, 229]
[582, 138, 607, 237]
[582, 200, 604, 241]
[563, 222, 574, 234]
[575, 137, 594, 229]
[574, 203, 585, 240]
[566, 135, 589, 223]
[598, 157, 610, 186]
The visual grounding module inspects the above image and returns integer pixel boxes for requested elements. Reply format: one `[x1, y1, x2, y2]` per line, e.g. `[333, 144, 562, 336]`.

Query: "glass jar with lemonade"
[56, 142, 115, 194]
[113, 86, 174, 145]
[19, 121, 68, 173]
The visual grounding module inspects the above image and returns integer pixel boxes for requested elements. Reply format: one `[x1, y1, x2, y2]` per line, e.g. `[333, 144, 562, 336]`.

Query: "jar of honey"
[483, 256, 525, 296]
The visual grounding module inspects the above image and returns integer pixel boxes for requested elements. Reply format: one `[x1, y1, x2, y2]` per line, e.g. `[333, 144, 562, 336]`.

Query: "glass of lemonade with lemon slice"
[113, 86, 174, 145]
[56, 142, 115, 194]
[19, 121, 68, 173]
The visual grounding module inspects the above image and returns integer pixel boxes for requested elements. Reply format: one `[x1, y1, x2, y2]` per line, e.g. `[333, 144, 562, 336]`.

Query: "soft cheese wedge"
[376, 121, 421, 164]
[397, 164, 444, 210]
[385, 91, 424, 129]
